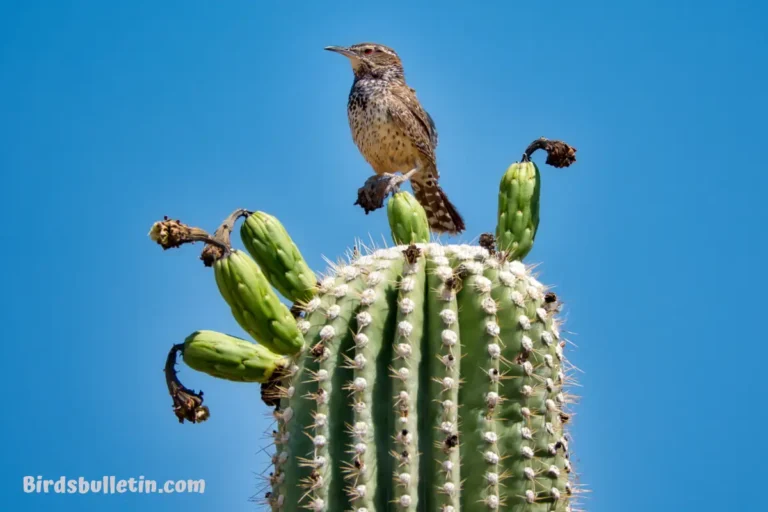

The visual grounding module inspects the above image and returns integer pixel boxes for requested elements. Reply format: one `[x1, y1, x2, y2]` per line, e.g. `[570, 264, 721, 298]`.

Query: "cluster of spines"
[426, 246, 462, 512]
[389, 245, 425, 510]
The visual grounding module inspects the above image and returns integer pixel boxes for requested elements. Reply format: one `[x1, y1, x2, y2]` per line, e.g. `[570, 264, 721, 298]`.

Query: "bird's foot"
[354, 172, 411, 214]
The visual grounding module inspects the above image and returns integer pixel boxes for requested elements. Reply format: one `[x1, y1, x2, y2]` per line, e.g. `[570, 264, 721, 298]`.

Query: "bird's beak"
[324, 46, 357, 59]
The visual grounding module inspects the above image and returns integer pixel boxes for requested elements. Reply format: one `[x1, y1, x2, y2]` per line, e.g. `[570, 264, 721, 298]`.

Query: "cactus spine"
[149, 139, 580, 511]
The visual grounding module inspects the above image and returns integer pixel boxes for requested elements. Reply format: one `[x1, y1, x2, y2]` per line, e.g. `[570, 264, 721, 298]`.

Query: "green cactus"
[274, 240, 571, 511]
[149, 139, 579, 511]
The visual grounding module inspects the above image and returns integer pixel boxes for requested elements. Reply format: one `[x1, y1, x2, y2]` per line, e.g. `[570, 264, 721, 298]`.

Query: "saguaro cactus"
[149, 139, 581, 511]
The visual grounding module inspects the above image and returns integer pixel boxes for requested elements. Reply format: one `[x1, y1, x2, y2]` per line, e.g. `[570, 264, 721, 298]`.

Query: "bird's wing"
[425, 110, 438, 148]
[405, 86, 439, 148]
[388, 84, 439, 169]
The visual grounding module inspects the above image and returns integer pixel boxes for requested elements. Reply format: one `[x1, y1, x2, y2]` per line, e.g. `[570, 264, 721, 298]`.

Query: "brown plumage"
[325, 42, 465, 235]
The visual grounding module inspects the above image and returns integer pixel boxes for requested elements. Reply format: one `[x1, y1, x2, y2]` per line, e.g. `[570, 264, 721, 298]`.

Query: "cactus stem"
[163, 343, 209, 424]
[522, 138, 577, 168]
[148, 217, 230, 261]
[198, 208, 251, 264]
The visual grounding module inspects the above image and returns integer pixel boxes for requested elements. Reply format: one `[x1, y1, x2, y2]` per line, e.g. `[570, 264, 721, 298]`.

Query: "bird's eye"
[363, 48, 373, 55]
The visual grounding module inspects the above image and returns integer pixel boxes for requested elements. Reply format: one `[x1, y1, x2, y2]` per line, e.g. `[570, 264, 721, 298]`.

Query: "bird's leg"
[354, 167, 421, 215]
[381, 166, 419, 194]
[394, 166, 420, 186]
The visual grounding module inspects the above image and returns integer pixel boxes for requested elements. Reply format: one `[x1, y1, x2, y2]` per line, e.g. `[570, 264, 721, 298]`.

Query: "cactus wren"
[325, 42, 466, 234]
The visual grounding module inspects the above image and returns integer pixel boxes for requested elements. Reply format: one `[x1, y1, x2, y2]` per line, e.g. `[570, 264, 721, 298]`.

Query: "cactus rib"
[269, 361, 298, 511]
[425, 248, 461, 512]
[490, 259, 571, 510]
[311, 268, 365, 511]
[278, 292, 329, 512]
[389, 246, 426, 511]
[345, 256, 404, 510]
[454, 247, 501, 511]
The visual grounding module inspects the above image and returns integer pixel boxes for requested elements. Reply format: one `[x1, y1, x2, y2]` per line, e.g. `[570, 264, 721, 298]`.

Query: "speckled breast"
[347, 83, 418, 175]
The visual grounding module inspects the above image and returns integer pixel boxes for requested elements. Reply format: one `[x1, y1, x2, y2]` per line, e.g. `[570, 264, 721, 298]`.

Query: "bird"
[325, 42, 466, 235]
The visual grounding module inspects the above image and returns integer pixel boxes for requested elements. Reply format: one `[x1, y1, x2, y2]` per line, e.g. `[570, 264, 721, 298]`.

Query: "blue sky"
[2, 1, 767, 510]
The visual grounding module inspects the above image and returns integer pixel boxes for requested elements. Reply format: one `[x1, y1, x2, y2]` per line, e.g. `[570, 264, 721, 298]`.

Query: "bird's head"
[325, 43, 403, 78]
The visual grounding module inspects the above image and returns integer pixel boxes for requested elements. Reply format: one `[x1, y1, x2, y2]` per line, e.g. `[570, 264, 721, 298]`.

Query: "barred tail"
[411, 171, 466, 235]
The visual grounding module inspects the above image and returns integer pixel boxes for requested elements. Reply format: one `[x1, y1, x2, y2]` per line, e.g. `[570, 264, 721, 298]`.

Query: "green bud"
[240, 212, 317, 303]
[496, 160, 540, 260]
[387, 191, 430, 245]
[182, 330, 287, 383]
[214, 250, 305, 355]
